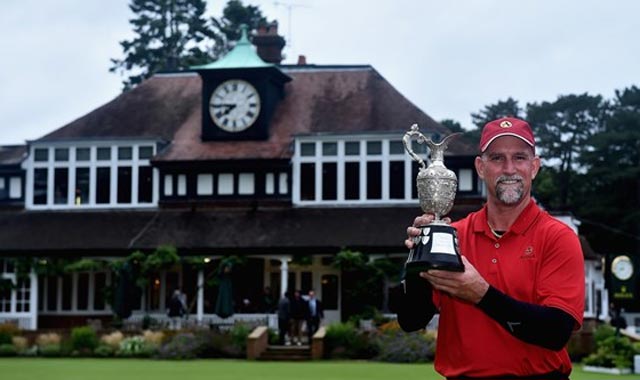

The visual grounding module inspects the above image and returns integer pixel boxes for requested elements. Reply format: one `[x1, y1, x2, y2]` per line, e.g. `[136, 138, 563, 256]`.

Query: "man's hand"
[404, 214, 452, 249]
[420, 256, 489, 304]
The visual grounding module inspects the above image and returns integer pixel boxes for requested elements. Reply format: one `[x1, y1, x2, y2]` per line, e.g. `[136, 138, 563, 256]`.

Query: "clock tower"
[194, 26, 291, 141]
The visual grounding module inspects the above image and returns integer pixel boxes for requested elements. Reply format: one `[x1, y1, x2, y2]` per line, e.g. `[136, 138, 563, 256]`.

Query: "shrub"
[374, 329, 436, 363]
[0, 343, 17, 357]
[156, 332, 203, 360]
[100, 331, 124, 349]
[582, 324, 640, 369]
[117, 336, 156, 358]
[324, 322, 377, 359]
[229, 323, 251, 352]
[39, 344, 62, 357]
[94, 344, 115, 357]
[142, 330, 164, 346]
[36, 332, 61, 347]
[198, 330, 243, 358]
[12, 336, 28, 351]
[70, 326, 98, 353]
[0, 322, 19, 345]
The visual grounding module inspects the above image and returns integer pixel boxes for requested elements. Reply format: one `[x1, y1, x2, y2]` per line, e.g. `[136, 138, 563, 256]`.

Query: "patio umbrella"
[214, 263, 234, 318]
[113, 261, 134, 319]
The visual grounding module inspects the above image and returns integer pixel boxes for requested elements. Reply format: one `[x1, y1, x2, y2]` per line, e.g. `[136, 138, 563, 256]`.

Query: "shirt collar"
[473, 199, 541, 236]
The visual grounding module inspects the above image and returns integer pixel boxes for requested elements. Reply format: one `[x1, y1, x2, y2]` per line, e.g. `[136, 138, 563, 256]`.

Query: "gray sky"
[1, 0, 639, 145]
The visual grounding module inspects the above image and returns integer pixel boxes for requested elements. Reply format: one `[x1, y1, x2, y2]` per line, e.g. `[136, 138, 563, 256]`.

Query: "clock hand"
[222, 104, 237, 116]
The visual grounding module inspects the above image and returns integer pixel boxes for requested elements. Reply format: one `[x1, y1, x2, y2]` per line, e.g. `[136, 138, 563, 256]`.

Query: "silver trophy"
[403, 124, 464, 274]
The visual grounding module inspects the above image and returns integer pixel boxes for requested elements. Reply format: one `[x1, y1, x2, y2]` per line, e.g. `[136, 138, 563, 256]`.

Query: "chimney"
[252, 21, 286, 64]
[297, 55, 307, 65]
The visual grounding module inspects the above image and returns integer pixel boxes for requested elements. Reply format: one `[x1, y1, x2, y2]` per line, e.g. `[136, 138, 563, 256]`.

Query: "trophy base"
[405, 224, 464, 275]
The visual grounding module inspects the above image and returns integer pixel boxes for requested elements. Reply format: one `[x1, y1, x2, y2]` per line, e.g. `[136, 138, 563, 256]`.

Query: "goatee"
[495, 175, 524, 204]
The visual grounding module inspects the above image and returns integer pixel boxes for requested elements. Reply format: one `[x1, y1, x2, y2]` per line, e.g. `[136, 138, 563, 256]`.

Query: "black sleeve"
[476, 285, 576, 351]
[389, 276, 437, 332]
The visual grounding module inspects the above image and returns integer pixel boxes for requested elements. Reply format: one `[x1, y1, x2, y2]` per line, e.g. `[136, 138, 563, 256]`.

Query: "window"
[265, 173, 275, 195]
[321, 274, 338, 310]
[97, 147, 111, 161]
[279, 173, 288, 195]
[54, 168, 68, 204]
[34, 148, 48, 162]
[117, 167, 132, 203]
[29, 143, 158, 209]
[322, 163, 337, 200]
[76, 148, 90, 161]
[0, 178, 5, 199]
[118, 147, 132, 160]
[139, 146, 154, 159]
[238, 173, 254, 195]
[138, 167, 153, 202]
[459, 168, 473, 191]
[75, 168, 90, 205]
[54, 148, 69, 162]
[33, 168, 48, 205]
[96, 167, 111, 204]
[164, 174, 174, 196]
[77, 273, 89, 310]
[300, 164, 315, 200]
[177, 175, 187, 196]
[197, 174, 214, 195]
[94, 273, 106, 310]
[294, 137, 462, 205]
[9, 177, 21, 199]
[218, 174, 233, 195]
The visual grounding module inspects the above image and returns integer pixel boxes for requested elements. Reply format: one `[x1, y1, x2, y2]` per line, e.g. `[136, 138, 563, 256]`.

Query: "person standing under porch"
[306, 289, 324, 342]
[289, 290, 308, 345]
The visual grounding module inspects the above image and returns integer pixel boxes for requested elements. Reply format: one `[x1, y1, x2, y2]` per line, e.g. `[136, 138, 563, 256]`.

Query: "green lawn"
[0, 358, 636, 380]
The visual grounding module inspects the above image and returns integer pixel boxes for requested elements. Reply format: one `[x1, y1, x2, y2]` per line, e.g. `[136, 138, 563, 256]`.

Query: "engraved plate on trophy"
[403, 124, 464, 274]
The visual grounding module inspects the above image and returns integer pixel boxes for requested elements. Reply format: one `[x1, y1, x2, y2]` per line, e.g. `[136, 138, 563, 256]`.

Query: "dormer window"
[292, 134, 479, 206]
[25, 142, 159, 209]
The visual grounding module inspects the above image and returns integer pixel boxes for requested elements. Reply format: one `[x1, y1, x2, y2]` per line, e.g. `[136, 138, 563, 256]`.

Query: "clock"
[611, 255, 634, 281]
[208, 79, 261, 132]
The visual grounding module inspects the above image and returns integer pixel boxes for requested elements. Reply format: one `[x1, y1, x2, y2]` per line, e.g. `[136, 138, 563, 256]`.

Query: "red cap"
[479, 117, 535, 152]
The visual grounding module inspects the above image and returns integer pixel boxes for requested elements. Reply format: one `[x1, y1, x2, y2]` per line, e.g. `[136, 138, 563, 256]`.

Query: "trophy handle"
[403, 124, 428, 170]
[424, 132, 462, 163]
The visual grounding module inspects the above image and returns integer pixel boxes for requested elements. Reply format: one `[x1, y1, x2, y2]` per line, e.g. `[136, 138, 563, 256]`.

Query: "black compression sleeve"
[476, 286, 576, 351]
[389, 276, 436, 332]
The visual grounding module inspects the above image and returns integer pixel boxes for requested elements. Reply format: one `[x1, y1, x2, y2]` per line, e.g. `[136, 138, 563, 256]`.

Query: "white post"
[197, 269, 204, 323]
[29, 269, 38, 330]
[280, 256, 290, 297]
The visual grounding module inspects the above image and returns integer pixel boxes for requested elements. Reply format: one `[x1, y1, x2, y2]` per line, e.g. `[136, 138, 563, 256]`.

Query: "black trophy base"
[405, 224, 464, 276]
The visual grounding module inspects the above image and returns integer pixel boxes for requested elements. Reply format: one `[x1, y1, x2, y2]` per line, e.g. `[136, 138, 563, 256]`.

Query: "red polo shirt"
[433, 200, 584, 378]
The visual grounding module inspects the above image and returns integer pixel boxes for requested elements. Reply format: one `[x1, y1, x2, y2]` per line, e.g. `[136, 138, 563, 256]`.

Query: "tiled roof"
[0, 145, 27, 166]
[0, 204, 481, 255]
[37, 66, 475, 160]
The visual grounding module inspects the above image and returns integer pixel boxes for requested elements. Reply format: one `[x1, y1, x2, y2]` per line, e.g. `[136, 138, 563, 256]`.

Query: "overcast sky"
[1, 0, 639, 145]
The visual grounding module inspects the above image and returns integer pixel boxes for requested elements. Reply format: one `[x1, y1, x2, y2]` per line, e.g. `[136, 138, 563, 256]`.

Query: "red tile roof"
[38, 66, 474, 160]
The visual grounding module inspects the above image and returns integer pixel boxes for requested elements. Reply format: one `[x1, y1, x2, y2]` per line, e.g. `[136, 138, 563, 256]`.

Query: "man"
[397, 117, 584, 379]
[277, 291, 291, 345]
[306, 289, 324, 342]
[289, 289, 308, 345]
[167, 288, 185, 330]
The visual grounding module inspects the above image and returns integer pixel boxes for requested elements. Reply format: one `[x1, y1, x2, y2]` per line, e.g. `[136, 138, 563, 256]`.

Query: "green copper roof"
[192, 25, 273, 70]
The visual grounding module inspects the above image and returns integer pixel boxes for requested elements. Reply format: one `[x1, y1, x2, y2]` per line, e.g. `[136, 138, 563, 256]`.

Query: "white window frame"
[293, 135, 434, 206]
[23, 141, 159, 210]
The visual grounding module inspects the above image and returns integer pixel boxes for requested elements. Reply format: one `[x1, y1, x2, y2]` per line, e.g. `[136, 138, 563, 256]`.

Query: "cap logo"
[499, 120, 512, 128]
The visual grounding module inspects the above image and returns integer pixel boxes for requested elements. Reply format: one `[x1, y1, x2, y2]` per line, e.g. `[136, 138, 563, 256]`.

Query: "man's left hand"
[420, 256, 489, 304]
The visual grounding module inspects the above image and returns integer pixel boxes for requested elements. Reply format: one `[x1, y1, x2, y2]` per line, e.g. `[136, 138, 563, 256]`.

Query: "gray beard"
[495, 175, 524, 204]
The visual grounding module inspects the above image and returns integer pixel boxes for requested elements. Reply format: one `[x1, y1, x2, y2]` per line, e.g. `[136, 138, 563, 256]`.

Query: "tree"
[575, 86, 640, 253]
[469, 98, 524, 146]
[111, 0, 221, 90]
[216, 0, 268, 46]
[526, 93, 606, 208]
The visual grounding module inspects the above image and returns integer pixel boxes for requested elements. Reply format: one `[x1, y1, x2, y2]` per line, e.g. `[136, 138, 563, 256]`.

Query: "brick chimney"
[252, 21, 286, 64]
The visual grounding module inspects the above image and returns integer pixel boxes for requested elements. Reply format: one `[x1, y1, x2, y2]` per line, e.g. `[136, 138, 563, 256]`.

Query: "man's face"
[474, 136, 540, 206]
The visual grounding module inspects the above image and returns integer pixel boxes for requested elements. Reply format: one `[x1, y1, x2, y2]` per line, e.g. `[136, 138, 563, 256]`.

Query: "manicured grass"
[0, 358, 637, 380]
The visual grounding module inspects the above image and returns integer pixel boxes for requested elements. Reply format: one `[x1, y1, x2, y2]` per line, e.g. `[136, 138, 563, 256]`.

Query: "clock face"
[612, 255, 634, 281]
[208, 79, 261, 132]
